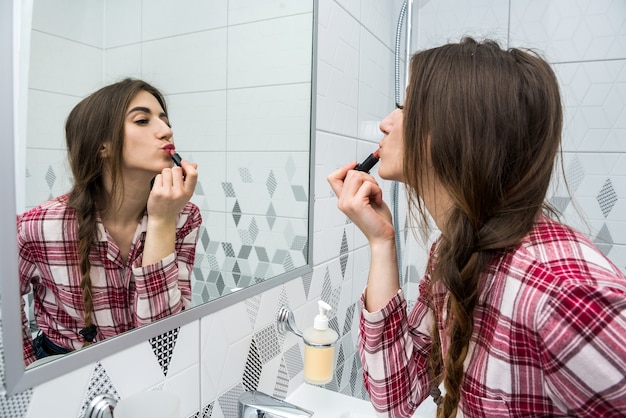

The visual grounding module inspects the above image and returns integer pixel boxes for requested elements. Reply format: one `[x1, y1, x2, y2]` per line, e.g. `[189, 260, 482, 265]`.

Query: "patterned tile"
[273, 358, 290, 399]
[79, 362, 120, 418]
[597, 178, 618, 217]
[217, 383, 245, 418]
[242, 340, 261, 392]
[283, 344, 304, 379]
[150, 328, 180, 377]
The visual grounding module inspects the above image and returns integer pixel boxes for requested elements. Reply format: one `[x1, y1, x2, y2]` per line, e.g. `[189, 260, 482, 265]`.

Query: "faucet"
[238, 390, 313, 418]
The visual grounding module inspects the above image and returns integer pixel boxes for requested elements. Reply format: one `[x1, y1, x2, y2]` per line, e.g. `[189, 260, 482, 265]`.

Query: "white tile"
[358, 28, 395, 138]
[104, 44, 142, 84]
[29, 32, 103, 96]
[142, 0, 227, 41]
[335, 0, 360, 20]
[167, 321, 200, 376]
[228, 0, 313, 25]
[284, 277, 307, 309]
[606, 219, 626, 245]
[360, 0, 405, 50]
[162, 365, 201, 418]
[215, 302, 254, 344]
[227, 14, 313, 88]
[200, 315, 228, 404]
[607, 244, 626, 274]
[227, 85, 311, 152]
[102, 341, 166, 395]
[32, 0, 104, 48]
[510, 0, 626, 62]
[104, 0, 141, 48]
[316, 0, 360, 137]
[26, 90, 78, 150]
[27, 362, 93, 418]
[416, 0, 509, 51]
[166, 90, 227, 152]
[188, 151, 226, 213]
[218, 336, 251, 393]
[257, 353, 282, 394]
[351, 246, 370, 304]
[23, 148, 72, 209]
[255, 284, 285, 329]
[142, 29, 227, 94]
[314, 131, 357, 199]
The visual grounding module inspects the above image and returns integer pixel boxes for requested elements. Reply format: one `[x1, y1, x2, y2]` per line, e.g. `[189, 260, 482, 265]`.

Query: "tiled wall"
[1, 1, 624, 417]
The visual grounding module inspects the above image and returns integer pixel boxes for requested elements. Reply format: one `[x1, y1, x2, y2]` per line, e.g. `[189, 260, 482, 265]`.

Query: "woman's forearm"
[365, 237, 401, 312]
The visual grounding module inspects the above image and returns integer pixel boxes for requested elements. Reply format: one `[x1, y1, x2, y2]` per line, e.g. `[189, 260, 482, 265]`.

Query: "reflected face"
[377, 108, 404, 181]
[122, 90, 175, 176]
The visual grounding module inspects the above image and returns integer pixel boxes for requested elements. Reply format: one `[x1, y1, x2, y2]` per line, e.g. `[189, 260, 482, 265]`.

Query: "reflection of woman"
[329, 38, 626, 417]
[18, 78, 201, 366]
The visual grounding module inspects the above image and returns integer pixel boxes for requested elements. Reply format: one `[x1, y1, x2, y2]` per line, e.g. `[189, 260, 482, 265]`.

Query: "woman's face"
[377, 108, 404, 181]
[121, 90, 174, 175]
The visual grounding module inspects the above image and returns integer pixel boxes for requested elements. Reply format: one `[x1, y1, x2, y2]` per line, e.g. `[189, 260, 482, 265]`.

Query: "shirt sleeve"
[538, 281, 626, 416]
[17, 214, 38, 366]
[359, 278, 436, 418]
[131, 203, 201, 325]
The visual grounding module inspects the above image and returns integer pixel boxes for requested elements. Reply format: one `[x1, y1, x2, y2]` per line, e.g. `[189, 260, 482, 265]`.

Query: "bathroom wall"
[1, 0, 624, 417]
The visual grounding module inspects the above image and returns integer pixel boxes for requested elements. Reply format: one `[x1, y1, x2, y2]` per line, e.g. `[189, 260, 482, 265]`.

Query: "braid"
[430, 210, 493, 417]
[69, 191, 100, 345]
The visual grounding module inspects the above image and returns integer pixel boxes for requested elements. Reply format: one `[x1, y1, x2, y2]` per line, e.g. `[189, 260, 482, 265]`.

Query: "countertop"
[285, 384, 437, 418]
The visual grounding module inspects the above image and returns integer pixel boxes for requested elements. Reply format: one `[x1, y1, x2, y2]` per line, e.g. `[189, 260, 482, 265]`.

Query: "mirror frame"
[0, 0, 318, 395]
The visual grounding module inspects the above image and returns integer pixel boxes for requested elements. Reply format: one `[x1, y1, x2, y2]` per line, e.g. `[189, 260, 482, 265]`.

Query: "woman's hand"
[147, 159, 198, 221]
[142, 159, 198, 266]
[327, 162, 395, 245]
[328, 161, 400, 312]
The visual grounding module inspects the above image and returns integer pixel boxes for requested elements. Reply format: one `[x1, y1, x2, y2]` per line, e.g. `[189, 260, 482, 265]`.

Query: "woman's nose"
[157, 119, 173, 140]
[379, 111, 395, 135]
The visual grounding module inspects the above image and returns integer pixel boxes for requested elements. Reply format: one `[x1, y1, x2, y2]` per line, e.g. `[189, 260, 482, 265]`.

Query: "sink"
[285, 384, 436, 418]
[340, 413, 376, 418]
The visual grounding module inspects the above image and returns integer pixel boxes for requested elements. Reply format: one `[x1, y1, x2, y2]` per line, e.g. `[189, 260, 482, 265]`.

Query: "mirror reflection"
[17, 0, 313, 368]
[20, 78, 202, 366]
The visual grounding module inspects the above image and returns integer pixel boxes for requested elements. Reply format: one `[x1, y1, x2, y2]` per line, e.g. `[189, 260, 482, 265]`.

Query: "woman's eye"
[135, 119, 149, 125]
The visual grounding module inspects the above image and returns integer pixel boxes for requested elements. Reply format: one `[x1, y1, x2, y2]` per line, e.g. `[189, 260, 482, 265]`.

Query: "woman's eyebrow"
[127, 106, 167, 118]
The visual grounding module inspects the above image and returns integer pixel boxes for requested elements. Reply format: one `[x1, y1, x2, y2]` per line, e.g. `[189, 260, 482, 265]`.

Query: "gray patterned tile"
[597, 178, 618, 217]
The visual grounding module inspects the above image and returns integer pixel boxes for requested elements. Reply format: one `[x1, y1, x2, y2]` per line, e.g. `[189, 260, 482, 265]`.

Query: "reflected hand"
[148, 159, 198, 221]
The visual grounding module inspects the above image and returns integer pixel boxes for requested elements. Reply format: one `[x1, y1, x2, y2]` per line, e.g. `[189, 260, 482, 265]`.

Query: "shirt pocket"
[462, 392, 512, 417]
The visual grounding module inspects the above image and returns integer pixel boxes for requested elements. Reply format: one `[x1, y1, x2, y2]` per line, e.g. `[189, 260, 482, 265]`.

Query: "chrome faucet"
[238, 391, 313, 418]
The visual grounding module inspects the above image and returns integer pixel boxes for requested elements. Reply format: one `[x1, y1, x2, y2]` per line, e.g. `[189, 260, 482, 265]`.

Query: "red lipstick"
[167, 148, 183, 167]
[354, 148, 380, 173]
[163, 145, 183, 167]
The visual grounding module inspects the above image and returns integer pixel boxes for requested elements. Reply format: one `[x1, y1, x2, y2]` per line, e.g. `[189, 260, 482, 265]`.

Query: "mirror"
[2, 0, 315, 394]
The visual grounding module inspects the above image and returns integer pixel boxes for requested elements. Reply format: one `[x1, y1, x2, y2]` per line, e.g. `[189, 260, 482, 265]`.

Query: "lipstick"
[169, 150, 183, 167]
[354, 148, 380, 173]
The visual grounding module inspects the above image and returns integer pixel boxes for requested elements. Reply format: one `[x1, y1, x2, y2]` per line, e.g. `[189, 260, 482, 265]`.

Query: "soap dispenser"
[302, 300, 339, 385]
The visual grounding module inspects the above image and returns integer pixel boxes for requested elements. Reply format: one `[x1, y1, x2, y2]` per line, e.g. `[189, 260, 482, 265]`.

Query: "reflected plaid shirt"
[18, 194, 201, 366]
[360, 217, 626, 417]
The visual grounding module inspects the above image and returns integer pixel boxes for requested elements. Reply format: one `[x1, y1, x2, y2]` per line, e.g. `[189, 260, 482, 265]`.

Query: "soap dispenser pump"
[302, 300, 339, 385]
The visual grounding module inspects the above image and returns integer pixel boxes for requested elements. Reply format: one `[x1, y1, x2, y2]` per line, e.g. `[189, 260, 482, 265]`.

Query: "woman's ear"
[99, 142, 111, 158]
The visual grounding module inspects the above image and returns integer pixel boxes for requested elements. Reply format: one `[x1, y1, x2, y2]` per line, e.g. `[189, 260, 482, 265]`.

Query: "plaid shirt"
[18, 194, 201, 366]
[360, 217, 626, 417]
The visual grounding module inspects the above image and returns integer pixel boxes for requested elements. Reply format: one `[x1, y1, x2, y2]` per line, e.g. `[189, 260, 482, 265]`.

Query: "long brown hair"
[64, 78, 168, 344]
[402, 38, 563, 416]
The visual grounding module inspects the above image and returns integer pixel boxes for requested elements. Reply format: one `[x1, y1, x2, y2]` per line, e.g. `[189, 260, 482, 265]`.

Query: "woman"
[328, 38, 626, 417]
[19, 78, 201, 366]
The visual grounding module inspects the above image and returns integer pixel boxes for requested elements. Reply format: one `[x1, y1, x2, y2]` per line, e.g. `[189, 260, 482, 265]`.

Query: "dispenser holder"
[277, 306, 303, 338]
[85, 394, 117, 418]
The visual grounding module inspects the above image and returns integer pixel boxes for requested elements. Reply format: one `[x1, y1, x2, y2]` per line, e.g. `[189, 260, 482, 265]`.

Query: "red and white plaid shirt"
[18, 194, 201, 366]
[360, 217, 626, 417]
